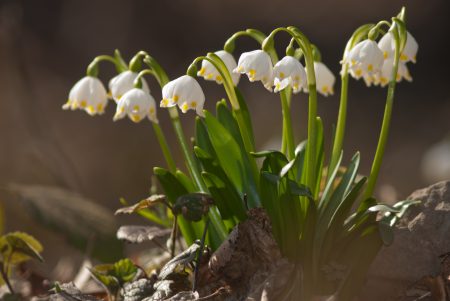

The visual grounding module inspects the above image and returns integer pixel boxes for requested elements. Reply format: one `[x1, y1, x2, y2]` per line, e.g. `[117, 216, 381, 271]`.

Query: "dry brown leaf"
[116, 226, 171, 244]
[115, 195, 167, 215]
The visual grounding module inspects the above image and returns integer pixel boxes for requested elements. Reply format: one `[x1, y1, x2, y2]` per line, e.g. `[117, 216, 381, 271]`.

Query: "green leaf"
[252, 150, 288, 175]
[154, 167, 197, 245]
[260, 171, 283, 245]
[320, 151, 343, 205]
[89, 258, 137, 295]
[234, 87, 255, 149]
[368, 204, 401, 213]
[318, 177, 367, 267]
[175, 170, 196, 193]
[0, 232, 43, 264]
[113, 258, 138, 283]
[194, 146, 246, 221]
[314, 117, 325, 199]
[195, 117, 216, 159]
[319, 152, 361, 215]
[202, 172, 246, 221]
[216, 99, 246, 152]
[288, 180, 313, 200]
[377, 220, 394, 246]
[89, 266, 120, 294]
[203, 111, 259, 208]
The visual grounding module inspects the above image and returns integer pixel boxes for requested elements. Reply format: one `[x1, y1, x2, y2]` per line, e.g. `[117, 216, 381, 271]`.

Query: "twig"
[192, 218, 210, 292]
[197, 286, 230, 301]
[170, 215, 178, 258]
[0, 262, 15, 294]
[412, 292, 431, 301]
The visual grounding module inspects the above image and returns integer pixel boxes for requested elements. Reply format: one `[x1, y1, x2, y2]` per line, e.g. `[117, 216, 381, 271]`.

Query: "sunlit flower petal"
[378, 31, 418, 63]
[345, 39, 384, 84]
[272, 56, 307, 94]
[161, 75, 205, 116]
[306, 62, 335, 96]
[113, 88, 158, 123]
[108, 71, 150, 103]
[374, 58, 412, 87]
[197, 50, 240, 86]
[233, 50, 273, 91]
[62, 76, 108, 116]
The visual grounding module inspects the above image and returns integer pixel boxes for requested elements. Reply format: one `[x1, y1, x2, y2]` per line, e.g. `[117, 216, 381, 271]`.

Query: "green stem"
[329, 67, 349, 174]
[86, 55, 126, 76]
[285, 26, 318, 189]
[152, 123, 177, 173]
[189, 55, 259, 179]
[170, 108, 227, 241]
[280, 88, 295, 159]
[329, 23, 375, 177]
[363, 27, 401, 200]
[143, 54, 227, 241]
[170, 109, 207, 192]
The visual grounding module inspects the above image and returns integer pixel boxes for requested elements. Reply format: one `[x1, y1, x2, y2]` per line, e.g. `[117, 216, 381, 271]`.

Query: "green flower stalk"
[224, 29, 299, 160]
[329, 23, 375, 175]
[363, 17, 406, 199]
[138, 54, 228, 242]
[263, 26, 318, 189]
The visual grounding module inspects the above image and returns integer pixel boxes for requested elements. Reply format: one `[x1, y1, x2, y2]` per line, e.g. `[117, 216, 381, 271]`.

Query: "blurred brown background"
[0, 0, 449, 265]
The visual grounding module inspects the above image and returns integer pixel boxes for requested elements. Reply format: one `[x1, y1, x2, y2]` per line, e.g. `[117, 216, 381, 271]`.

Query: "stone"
[361, 181, 450, 301]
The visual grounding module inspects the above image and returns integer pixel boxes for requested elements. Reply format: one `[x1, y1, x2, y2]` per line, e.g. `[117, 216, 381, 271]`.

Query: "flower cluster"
[65, 28, 416, 121]
[344, 31, 417, 87]
[63, 71, 158, 123]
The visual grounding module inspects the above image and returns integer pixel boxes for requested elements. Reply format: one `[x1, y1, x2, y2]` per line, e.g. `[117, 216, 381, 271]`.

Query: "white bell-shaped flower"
[113, 88, 158, 123]
[306, 62, 335, 96]
[378, 31, 418, 63]
[62, 76, 108, 116]
[197, 50, 240, 86]
[108, 71, 150, 102]
[345, 39, 384, 81]
[161, 75, 205, 116]
[374, 58, 412, 87]
[233, 50, 273, 91]
[272, 56, 307, 94]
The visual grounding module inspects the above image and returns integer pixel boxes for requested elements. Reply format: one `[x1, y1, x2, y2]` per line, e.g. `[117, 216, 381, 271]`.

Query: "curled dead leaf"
[117, 226, 171, 244]
[115, 195, 167, 215]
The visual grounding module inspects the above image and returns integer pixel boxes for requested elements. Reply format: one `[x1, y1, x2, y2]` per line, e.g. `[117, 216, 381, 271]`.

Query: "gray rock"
[361, 181, 450, 301]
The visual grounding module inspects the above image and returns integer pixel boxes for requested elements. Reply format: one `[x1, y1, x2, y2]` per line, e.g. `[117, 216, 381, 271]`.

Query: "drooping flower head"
[108, 70, 150, 102]
[306, 62, 335, 96]
[161, 75, 205, 116]
[197, 50, 240, 86]
[272, 56, 307, 94]
[345, 39, 384, 83]
[113, 88, 158, 123]
[233, 50, 273, 91]
[374, 58, 412, 87]
[63, 76, 108, 116]
[378, 31, 418, 63]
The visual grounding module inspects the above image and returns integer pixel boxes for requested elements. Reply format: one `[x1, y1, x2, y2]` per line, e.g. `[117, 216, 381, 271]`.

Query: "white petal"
[235, 50, 273, 83]
[114, 88, 157, 123]
[198, 50, 240, 86]
[66, 76, 108, 116]
[108, 71, 150, 103]
[402, 31, 418, 63]
[312, 62, 335, 96]
[162, 75, 205, 116]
